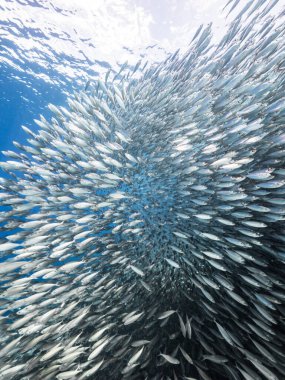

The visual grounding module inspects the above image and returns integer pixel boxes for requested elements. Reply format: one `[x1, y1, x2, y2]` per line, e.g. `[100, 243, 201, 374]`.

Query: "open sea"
[0, 0, 285, 379]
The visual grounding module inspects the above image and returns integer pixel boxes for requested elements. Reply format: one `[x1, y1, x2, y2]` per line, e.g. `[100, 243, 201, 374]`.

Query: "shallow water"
[0, 0, 230, 156]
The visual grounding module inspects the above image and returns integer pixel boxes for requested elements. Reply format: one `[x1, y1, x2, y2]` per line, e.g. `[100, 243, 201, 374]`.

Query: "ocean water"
[1, 0, 285, 379]
[0, 0, 227, 159]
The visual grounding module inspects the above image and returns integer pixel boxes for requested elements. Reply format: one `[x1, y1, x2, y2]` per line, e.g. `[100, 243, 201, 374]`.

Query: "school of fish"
[0, 0, 285, 379]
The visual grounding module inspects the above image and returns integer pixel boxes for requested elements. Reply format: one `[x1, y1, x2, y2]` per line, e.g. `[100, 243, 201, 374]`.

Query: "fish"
[158, 310, 177, 320]
[0, 0, 285, 378]
[160, 353, 180, 365]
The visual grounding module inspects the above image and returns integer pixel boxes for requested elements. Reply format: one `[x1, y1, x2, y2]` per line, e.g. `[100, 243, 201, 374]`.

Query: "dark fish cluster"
[1, 0, 285, 379]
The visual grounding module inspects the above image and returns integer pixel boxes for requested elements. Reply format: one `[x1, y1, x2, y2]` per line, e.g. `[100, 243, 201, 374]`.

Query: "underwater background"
[0, 0, 228, 158]
[1, 0, 285, 379]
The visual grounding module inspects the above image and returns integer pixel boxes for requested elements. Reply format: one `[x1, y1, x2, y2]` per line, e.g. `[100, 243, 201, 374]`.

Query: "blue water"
[0, 0, 230, 161]
[0, 71, 67, 160]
